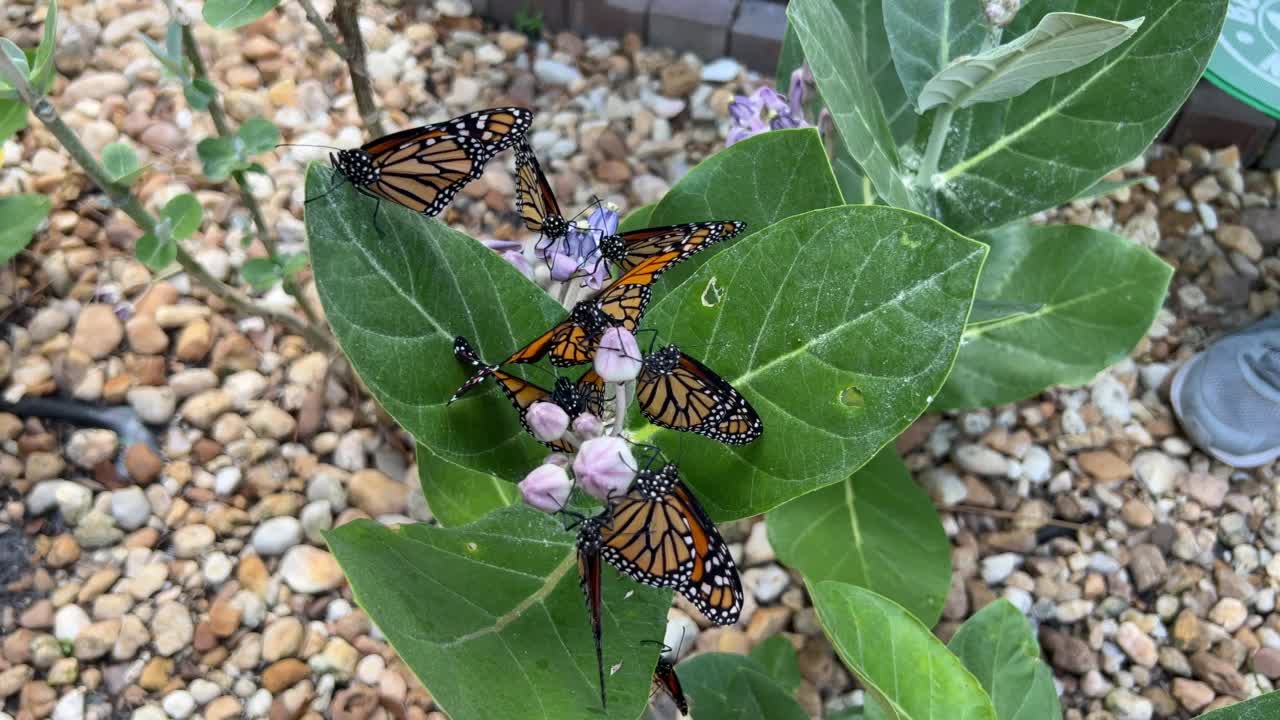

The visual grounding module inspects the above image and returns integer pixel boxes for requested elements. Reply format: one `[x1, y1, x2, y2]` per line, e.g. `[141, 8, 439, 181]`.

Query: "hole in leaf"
[839, 385, 865, 409]
[700, 276, 722, 307]
[898, 230, 919, 249]
[464, 541, 479, 553]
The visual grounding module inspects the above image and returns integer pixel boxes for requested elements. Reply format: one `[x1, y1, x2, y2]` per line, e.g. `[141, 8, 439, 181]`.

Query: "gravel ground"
[2, 1, 1280, 719]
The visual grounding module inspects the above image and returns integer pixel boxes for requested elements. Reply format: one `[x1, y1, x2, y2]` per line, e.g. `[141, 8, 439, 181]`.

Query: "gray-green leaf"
[102, 142, 144, 185]
[326, 508, 670, 720]
[305, 164, 564, 502]
[934, 223, 1172, 410]
[788, 0, 915, 210]
[237, 116, 279, 155]
[811, 581, 998, 720]
[931, 0, 1227, 233]
[0, 194, 50, 264]
[202, 0, 282, 29]
[135, 232, 176, 271]
[197, 137, 237, 180]
[160, 193, 202, 241]
[768, 447, 950, 626]
[950, 600, 1061, 720]
[240, 257, 279, 291]
[185, 77, 215, 110]
[0, 39, 31, 100]
[677, 653, 809, 720]
[749, 636, 802, 694]
[1195, 692, 1280, 720]
[883, 0, 989, 105]
[628, 205, 986, 519]
[918, 13, 1145, 112]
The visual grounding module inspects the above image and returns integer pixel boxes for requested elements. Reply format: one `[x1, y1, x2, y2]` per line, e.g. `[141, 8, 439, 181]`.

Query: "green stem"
[333, 0, 386, 138]
[180, 23, 328, 337]
[915, 106, 953, 189]
[0, 50, 334, 353]
[297, 0, 349, 59]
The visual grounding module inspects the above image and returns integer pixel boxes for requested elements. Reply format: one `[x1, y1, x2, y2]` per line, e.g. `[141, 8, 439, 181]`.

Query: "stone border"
[476, 3, 1279, 169]
[478, 0, 787, 73]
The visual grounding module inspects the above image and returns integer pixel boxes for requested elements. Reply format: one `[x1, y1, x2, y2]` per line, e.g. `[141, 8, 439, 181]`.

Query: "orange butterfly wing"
[613, 221, 745, 276]
[514, 137, 563, 234]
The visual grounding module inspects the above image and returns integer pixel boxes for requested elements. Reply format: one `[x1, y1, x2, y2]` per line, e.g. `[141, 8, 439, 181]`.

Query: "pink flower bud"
[574, 436, 636, 500]
[520, 463, 572, 514]
[573, 413, 604, 440]
[527, 401, 569, 442]
[594, 327, 641, 383]
[545, 452, 572, 468]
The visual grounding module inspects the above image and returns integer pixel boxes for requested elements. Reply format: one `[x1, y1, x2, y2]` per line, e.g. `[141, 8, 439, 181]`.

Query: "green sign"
[1209, 0, 1280, 118]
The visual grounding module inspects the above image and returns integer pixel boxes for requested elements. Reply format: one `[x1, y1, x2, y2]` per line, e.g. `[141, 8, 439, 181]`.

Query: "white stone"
[203, 552, 233, 584]
[251, 516, 303, 556]
[953, 444, 1010, 477]
[742, 565, 790, 603]
[246, 689, 272, 718]
[162, 691, 196, 720]
[300, 500, 333, 544]
[533, 59, 582, 87]
[1020, 445, 1052, 484]
[1091, 374, 1132, 422]
[110, 486, 151, 530]
[55, 604, 91, 643]
[700, 58, 742, 83]
[29, 480, 93, 524]
[1132, 450, 1185, 497]
[52, 691, 84, 720]
[981, 553, 1023, 585]
[189, 679, 221, 704]
[126, 386, 176, 424]
[214, 466, 243, 495]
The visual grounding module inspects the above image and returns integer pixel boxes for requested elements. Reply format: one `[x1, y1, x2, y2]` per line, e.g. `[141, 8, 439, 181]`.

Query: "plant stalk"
[179, 24, 328, 336]
[297, 0, 349, 59]
[333, 0, 386, 138]
[611, 381, 628, 436]
[0, 51, 335, 353]
[915, 106, 953, 190]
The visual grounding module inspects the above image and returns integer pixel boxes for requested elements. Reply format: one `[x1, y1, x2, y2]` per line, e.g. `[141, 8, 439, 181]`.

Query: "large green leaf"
[949, 600, 1062, 720]
[630, 206, 985, 519]
[934, 223, 1172, 410]
[1196, 692, 1280, 720]
[932, 0, 1227, 233]
[417, 442, 516, 528]
[327, 508, 670, 720]
[768, 448, 950, 626]
[677, 653, 808, 720]
[646, 128, 842, 293]
[883, 0, 989, 105]
[749, 636, 802, 694]
[618, 203, 656, 233]
[305, 164, 565, 498]
[30, 0, 57, 94]
[202, 0, 281, 29]
[0, 99, 26, 143]
[788, 0, 916, 210]
[0, 194, 50, 264]
[917, 13, 1145, 112]
[102, 142, 145, 186]
[812, 582, 998, 720]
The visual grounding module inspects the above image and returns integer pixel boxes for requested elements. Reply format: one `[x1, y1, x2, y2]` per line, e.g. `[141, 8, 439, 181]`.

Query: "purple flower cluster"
[726, 66, 813, 146]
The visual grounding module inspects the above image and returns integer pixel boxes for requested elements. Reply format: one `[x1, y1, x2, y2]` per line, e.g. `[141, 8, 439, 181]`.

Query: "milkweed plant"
[5, 0, 1272, 718]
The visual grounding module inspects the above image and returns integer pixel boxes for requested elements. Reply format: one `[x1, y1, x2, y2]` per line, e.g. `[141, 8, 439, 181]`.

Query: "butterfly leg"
[303, 168, 351, 205]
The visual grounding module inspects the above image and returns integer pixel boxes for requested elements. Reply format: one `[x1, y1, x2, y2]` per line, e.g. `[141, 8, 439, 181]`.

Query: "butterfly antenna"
[303, 168, 351, 205]
[275, 142, 343, 151]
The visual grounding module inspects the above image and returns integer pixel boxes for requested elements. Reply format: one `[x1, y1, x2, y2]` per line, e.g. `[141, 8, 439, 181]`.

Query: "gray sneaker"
[1171, 313, 1280, 468]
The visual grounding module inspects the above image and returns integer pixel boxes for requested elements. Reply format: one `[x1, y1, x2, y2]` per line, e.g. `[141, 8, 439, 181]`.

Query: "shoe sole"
[1171, 351, 1280, 468]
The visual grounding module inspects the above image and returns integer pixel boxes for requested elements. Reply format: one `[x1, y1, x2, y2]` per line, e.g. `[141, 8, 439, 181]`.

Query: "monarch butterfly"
[597, 221, 746, 277]
[450, 250, 682, 402]
[575, 513, 609, 710]
[635, 345, 762, 445]
[331, 107, 532, 217]
[592, 462, 743, 625]
[450, 336, 603, 452]
[653, 655, 688, 714]
[514, 136, 571, 248]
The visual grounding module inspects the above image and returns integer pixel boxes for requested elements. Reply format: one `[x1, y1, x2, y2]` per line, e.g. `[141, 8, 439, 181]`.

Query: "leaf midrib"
[938, 1, 1179, 182]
